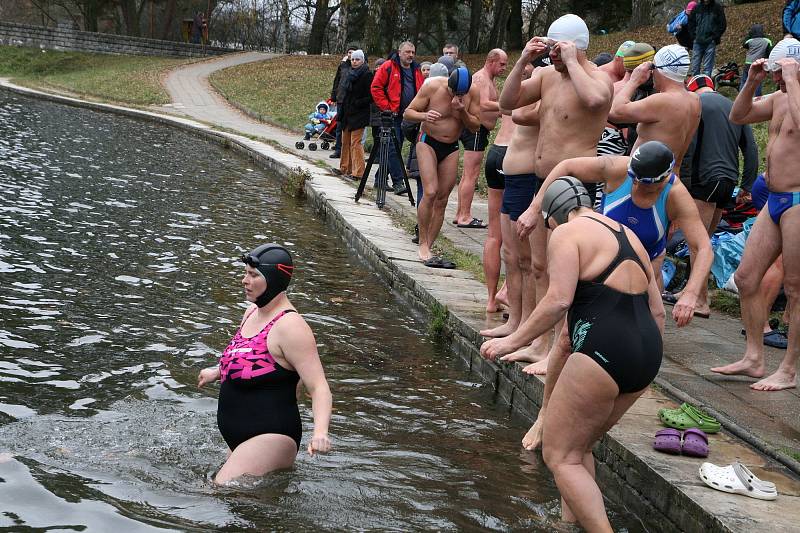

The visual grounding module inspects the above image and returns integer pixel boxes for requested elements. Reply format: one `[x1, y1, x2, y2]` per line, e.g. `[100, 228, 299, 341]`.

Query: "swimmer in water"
[198, 244, 332, 484]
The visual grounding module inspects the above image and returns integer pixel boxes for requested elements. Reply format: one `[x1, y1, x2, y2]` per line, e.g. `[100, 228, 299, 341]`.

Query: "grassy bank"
[0, 46, 191, 105]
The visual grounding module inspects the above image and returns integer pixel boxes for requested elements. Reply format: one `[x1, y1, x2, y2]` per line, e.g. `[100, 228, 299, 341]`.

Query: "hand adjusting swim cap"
[547, 14, 590, 51]
[766, 38, 800, 72]
[541, 176, 593, 227]
[628, 141, 674, 184]
[653, 45, 690, 82]
[241, 243, 294, 307]
[448, 66, 472, 96]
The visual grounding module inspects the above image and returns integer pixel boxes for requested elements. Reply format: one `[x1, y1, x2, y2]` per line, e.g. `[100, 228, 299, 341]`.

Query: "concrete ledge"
[4, 79, 798, 532]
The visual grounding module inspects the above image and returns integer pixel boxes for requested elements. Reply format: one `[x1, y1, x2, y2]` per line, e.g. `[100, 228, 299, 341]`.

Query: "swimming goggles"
[627, 162, 674, 184]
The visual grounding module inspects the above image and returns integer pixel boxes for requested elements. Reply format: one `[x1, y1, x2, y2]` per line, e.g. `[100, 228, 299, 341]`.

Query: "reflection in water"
[0, 93, 641, 531]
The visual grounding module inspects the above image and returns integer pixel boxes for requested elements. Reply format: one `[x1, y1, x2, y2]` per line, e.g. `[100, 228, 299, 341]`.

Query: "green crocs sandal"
[658, 403, 721, 433]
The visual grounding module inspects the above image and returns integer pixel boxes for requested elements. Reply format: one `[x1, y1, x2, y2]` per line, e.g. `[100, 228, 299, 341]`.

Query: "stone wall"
[0, 21, 232, 58]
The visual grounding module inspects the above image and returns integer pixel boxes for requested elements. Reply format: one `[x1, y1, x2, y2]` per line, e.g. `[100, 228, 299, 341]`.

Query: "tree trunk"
[629, 0, 654, 29]
[307, 0, 330, 54]
[82, 0, 100, 32]
[468, 0, 482, 53]
[334, 0, 349, 52]
[507, 0, 522, 50]
[487, 0, 508, 50]
[281, 0, 290, 52]
[160, 0, 176, 40]
[119, 0, 141, 36]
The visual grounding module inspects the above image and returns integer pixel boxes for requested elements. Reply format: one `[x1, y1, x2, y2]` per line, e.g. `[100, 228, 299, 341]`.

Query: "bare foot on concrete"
[480, 322, 518, 338]
[495, 289, 509, 309]
[710, 358, 765, 378]
[500, 337, 550, 363]
[750, 369, 797, 391]
[485, 299, 505, 313]
[522, 357, 549, 375]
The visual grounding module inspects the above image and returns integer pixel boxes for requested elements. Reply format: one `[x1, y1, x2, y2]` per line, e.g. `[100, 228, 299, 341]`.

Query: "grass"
[428, 301, 450, 338]
[0, 45, 191, 105]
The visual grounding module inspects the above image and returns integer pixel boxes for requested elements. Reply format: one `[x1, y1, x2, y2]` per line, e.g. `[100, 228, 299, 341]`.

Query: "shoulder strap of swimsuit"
[581, 216, 648, 284]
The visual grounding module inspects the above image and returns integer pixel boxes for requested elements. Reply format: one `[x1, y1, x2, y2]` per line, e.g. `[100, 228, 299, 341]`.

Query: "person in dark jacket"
[676, 1, 697, 49]
[370, 41, 425, 195]
[338, 50, 373, 180]
[329, 45, 358, 159]
[688, 0, 727, 75]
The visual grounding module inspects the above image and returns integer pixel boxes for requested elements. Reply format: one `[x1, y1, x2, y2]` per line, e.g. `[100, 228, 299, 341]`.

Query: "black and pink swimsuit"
[217, 309, 302, 451]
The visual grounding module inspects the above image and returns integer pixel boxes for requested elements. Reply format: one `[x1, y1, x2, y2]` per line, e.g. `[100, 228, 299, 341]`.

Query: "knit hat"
[686, 1, 698, 12]
[653, 44, 690, 82]
[437, 55, 456, 74]
[622, 43, 655, 71]
[351, 49, 365, 62]
[547, 14, 590, 50]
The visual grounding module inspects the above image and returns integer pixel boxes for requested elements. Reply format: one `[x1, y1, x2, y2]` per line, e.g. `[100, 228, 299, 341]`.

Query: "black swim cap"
[448, 66, 472, 96]
[628, 141, 674, 184]
[241, 244, 294, 307]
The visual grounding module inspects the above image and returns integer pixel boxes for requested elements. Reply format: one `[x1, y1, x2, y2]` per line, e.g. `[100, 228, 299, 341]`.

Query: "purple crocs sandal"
[653, 428, 682, 454]
[681, 428, 709, 457]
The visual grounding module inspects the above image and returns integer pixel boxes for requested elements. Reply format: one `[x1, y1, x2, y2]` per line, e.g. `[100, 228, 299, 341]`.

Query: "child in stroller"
[298, 101, 337, 151]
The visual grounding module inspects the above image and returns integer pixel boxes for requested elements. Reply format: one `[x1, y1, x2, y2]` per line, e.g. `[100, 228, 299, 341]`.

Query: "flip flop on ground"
[423, 256, 456, 269]
[456, 218, 488, 229]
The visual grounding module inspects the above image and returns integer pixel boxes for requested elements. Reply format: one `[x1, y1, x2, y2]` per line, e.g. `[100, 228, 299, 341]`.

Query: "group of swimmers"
[195, 13, 800, 531]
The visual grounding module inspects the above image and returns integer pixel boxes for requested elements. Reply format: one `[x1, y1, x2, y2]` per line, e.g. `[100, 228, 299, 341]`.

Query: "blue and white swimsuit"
[600, 174, 675, 259]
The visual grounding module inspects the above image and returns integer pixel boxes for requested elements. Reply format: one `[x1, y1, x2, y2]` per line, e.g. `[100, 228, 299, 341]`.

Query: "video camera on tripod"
[354, 111, 415, 209]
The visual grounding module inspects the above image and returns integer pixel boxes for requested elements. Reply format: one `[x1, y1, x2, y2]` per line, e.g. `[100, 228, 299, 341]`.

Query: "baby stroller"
[296, 101, 338, 151]
[713, 62, 740, 90]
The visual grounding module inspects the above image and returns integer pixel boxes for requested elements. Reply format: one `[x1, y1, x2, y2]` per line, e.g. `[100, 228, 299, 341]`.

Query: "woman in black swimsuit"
[198, 244, 332, 484]
[481, 177, 664, 531]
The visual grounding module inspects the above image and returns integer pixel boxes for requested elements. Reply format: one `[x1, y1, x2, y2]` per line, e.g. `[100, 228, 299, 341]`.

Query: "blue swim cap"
[448, 66, 472, 96]
[241, 244, 294, 307]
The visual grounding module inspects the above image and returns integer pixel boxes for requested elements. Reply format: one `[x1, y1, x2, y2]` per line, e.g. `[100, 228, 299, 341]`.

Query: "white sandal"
[699, 462, 778, 500]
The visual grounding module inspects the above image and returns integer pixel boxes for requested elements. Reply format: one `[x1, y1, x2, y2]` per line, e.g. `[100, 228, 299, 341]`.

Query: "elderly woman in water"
[198, 244, 332, 484]
[481, 178, 664, 530]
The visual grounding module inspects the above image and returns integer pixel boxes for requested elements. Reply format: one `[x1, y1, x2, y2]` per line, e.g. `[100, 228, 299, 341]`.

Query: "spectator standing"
[740, 25, 773, 95]
[675, 74, 758, 316]
[191, 12, 204, 44]
[338, 50, 373, 181]
[330, 45, 358, 159]
[783, 0, 800, 40]
[370, 41, 425, 196]
[667, 1, 697, 49]
[688, 0, 727, 76]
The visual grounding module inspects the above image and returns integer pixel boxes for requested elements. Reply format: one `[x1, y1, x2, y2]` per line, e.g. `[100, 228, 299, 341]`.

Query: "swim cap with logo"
[653, 45, 690, 82]
[686, 74, 714, 92]
[628, 141, 674, 184]
[532, 55, 552, 68]
[547, 14, 590, 50]
[766, 38, 800, 72]
[241, 244, 294, 307]
[622, 43, 655, 71]
[541, 176, 593, 226]
[616, 40, 636, 57]
[448, 66, 472, 96]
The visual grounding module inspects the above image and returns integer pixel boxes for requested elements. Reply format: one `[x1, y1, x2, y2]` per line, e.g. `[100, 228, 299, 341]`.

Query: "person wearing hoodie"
[740, 24, 773, 95]
[330, 45, 358, 159]
[688, 0, 727, 76]
[338, 50, 373, 180]
[674, 1, 698, 49]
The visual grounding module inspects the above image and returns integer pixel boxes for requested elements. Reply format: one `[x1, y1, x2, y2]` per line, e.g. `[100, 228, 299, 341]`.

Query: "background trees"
[1, 0, 687, 54]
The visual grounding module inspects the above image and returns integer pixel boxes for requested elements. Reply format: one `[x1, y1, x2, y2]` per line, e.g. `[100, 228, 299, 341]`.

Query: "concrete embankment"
[3, 78, 798, 533]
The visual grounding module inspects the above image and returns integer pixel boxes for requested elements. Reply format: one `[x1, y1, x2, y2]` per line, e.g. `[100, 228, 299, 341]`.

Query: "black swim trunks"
[418, 132, 459, 163]
[689, 176, 735, 209]
[501, 172, 542, 221]
[460, 125, 491, 151]
[484, 145, 507, 190]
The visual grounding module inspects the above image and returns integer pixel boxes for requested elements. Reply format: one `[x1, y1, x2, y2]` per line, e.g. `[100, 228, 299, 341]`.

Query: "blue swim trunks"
[501, 173, 542, 221]
[767, 190, 800, 224]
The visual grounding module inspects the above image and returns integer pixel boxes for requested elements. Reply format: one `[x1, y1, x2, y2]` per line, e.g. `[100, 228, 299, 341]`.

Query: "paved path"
[161, 53, 799, 470]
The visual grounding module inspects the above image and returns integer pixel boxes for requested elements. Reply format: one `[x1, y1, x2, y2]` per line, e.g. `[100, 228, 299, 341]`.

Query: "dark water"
[0, 92, 642, 531]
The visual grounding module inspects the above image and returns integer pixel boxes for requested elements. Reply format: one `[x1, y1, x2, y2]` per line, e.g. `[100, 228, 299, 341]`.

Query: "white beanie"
[654, 44, 690, 82]
[351, 49, 365, 62]
[547, 14, 590, 50]
[767, 38, 800, 72]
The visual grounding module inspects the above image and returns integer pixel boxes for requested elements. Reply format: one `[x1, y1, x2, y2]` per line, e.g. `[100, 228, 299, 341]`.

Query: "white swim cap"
[767, 38, 800, 72]
[547, 14, 590, 51]
[428, 62, 449, 78]
[653, 44, 690, 82]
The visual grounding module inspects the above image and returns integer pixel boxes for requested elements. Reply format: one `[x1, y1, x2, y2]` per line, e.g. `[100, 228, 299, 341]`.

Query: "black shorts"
[460, 125, 491, 151]
[690, 177, 735, 208]
[484, 145, 507, 189]
[501, 172, 542, 221]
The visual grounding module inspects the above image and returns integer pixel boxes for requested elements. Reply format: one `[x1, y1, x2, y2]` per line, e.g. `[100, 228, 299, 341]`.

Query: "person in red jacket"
[370, 41, 425, 195]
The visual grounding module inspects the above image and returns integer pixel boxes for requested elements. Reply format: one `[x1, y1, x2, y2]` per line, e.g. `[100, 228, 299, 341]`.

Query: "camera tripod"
[354, 116, 415, 209]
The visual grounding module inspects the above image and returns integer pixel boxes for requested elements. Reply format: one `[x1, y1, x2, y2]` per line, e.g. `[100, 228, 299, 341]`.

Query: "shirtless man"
[404, 67, 481, 268]
[609, 44, 700, 173]
[455, 49, 509, 228]
[490, 14, 613, 364]
[483, 111, 517, 312]
[712, 38, 800, 391]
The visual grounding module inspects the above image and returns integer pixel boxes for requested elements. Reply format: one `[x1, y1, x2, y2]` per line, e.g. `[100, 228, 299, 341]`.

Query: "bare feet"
[495, 289, 509, 309]
[480, 322, 518, 338]
[751, 369, 797, 391]
[522, 357, 549, 375]
[500, 336, 550, 363]
[522, 417, 543, 451]
[485, 299, 505, 313]
[710, 358, 765, 378]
